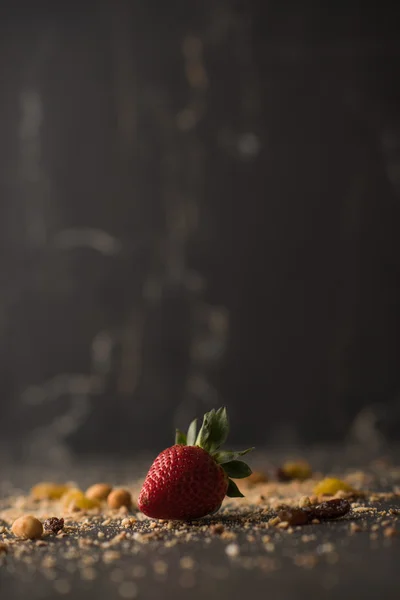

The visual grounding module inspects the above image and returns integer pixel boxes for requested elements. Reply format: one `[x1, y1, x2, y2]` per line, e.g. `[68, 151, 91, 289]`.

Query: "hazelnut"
[107, 489, 132, 510]
[12, 515, 43, 540]
[86, 483, 112, 501]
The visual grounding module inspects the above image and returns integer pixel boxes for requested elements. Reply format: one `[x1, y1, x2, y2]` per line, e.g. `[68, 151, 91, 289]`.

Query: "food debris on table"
[0, 409, 399, 594]
[0, 464, 398, 582]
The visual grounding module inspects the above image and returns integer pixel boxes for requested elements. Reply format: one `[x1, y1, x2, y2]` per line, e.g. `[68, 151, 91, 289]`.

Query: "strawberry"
[138, 407, 254, 520]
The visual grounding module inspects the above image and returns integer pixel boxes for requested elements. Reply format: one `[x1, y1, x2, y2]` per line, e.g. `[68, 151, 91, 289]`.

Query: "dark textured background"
[1, 1, 400, 465]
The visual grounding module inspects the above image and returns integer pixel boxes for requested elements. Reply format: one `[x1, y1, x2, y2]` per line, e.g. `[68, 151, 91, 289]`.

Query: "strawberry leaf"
[208, 407, 229, 452]
[226, 479, 244, 498]
[175, 429, 187, 445]
[213, 447, 254, 464]
[186, 418, 198, 446]
[195, 407, 229, 453]
[222, 460, 252, 479]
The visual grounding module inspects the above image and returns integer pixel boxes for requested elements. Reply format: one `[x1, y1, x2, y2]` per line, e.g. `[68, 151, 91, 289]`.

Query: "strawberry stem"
[175, 407, 254, 499]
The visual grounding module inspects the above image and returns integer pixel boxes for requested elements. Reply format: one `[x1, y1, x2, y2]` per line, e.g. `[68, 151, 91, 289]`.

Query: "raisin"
[310, 498, 350, 520]
[43, 517, 64, 534]
[277, 508, 310, 526]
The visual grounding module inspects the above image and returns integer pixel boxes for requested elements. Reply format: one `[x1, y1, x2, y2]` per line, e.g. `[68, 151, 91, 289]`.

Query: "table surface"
[1, 447, 399, 600]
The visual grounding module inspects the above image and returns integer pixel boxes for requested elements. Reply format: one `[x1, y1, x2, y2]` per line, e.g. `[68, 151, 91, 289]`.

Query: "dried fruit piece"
[86, 483, 113, 501]
[107, 489, 132, 510]
[62, 489, 100, 511]
[31, 482, 70, 500]
[277, 508, 310, 526]
[277, 461, 312, 481]
[43, 517, 64, 534]
[310, 499, 351, 520]
[245, 471, 268, 485]
[12, 515, 43, 539]
[313, 478, 354, 496]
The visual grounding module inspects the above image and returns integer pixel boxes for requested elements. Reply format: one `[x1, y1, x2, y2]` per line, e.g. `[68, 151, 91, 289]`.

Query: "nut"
[107, 489, 132, 510]
[86, 483, 113, 501]
[12, 515, 43, 539]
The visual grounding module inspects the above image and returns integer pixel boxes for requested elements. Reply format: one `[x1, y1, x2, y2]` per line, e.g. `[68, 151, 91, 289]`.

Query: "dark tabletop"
[1, 448, 399, 600]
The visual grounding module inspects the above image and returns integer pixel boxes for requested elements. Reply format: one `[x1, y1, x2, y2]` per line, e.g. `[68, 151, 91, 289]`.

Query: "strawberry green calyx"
[175, 407, 254, 498]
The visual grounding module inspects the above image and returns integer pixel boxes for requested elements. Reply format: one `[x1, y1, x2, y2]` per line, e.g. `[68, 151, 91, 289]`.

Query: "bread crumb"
[225, 543, 240, 557]
[103, 551, 121, 563]
[383, 527, 397, 538]
[180, 556, 195, 570]
[299, 496, 311, 508]
[350, 523, 362, 534]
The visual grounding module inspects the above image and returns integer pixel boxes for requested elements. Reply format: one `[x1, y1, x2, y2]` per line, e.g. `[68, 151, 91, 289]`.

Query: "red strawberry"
[138, 407, 254, 520]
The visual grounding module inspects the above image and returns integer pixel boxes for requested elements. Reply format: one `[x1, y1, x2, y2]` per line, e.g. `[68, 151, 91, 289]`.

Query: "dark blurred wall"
[1, 1, 400, 462]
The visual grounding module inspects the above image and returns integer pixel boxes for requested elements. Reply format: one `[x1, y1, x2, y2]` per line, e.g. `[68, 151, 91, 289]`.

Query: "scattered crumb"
[53, 579, 71, 595]
[0, 462, 398, 590]
[180, 556, 195, 570]
[383, 527, 397, 538]
[225, 543, 240, 557]
[103, 551, 122, 563]
[294, 553, 318, 569]
[350, 523, 362, 534]
[210, 524, 224, 535]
